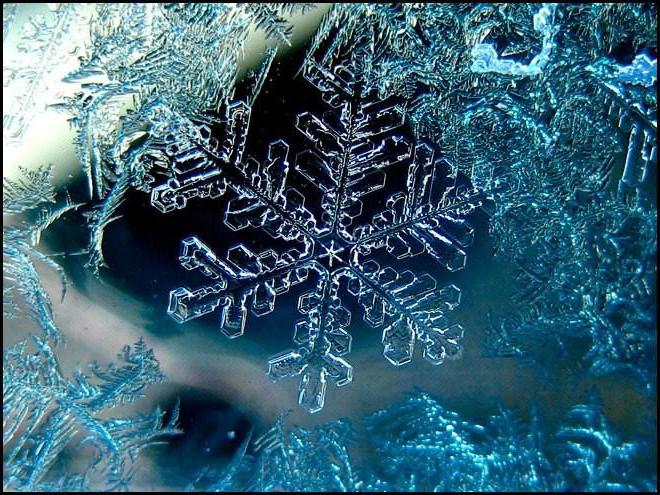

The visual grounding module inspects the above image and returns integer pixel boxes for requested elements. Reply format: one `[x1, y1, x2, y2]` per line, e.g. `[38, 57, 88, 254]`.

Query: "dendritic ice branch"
[59, 3, 312, 201]
[3, 165, 180, 491]
[135, 40, 484, 412]
[3, 337, 180, 491]
[190, 391, 655, 492]
[3, 165, 79, 341]
[3, 4, 91, 146]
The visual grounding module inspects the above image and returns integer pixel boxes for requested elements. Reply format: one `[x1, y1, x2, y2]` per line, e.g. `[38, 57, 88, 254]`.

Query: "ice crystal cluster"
[8, 3, 650, 410]
[189, 391, 655, 492]
[3, 1, 657, 491]
[471, 5, 658, 392]
[3, 337, 180, 491]
[3, 166, 180, 491]
[3, 165, 77, 340]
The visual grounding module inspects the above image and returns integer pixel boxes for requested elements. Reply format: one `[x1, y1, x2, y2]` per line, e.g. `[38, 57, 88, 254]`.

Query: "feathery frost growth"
[3, 4, 91, 146]
[190, 392, 655, 492]
[3, 165, 78, 341]
[3, 1, 657, 489]
[3, 167, 180, 490]
[3, 337, 180, 491]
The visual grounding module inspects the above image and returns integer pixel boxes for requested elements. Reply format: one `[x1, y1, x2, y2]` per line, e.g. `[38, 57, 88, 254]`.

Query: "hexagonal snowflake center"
[317, 238, 348, 269]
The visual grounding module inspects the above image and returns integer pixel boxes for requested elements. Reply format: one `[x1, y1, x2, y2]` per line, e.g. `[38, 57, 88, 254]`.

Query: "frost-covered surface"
[38, 1, 654, 408]
[3, 167, 180, 490]
[3, 2, 657, 490]
[310, 3, 656, 392]
[471, 3, 558, 77]
[480, 49, 657, 392]
[190, 392, 656, 492]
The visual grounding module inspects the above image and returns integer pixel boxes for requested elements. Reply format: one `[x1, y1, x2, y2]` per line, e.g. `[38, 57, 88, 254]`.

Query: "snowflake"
[140, 43, 485, 413]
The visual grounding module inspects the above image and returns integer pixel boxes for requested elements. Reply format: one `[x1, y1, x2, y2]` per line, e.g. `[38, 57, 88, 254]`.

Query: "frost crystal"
[63, 2, 656, 410]
[471, 3, 558, 78]
[3, 337, 180, 491]
[3, 166, 180, 491]
[2, 3, 18, 41]
[482, 33, 657, 391]
[3, 165, 78, 341]
[144, 41, 484, 413]
[192, 416, 360, 492]
[3, 4, 90, 145]
[191, 391, 655, 492]
[4, 2, 658, 489]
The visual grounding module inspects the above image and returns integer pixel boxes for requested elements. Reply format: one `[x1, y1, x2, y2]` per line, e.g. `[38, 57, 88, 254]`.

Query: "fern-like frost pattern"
[3, 166, 180, 491]
[191, 392, 655, 492]
[3, 337, 180, 491]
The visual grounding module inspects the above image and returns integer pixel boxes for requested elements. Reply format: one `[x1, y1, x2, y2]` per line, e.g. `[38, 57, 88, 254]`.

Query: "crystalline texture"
[471, 4, 558, 78]
[3, 165, 180, 491]
[194, 391, 655, 492]
[143, 38, 483, 413]
[3, 4, 91, 145]
[3, 337, 180, 491]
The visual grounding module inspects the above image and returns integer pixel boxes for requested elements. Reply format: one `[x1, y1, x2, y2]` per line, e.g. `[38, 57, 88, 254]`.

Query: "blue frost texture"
[49, 2, 657, 411]
[189, 392, 656, 492]
[3, 3, 655, 490]
[3, 167, 180, 491]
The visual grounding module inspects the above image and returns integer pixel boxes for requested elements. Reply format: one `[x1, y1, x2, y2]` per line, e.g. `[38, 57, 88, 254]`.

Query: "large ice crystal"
[3, 2, 657, 490]
[137, 25, 485, 412]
